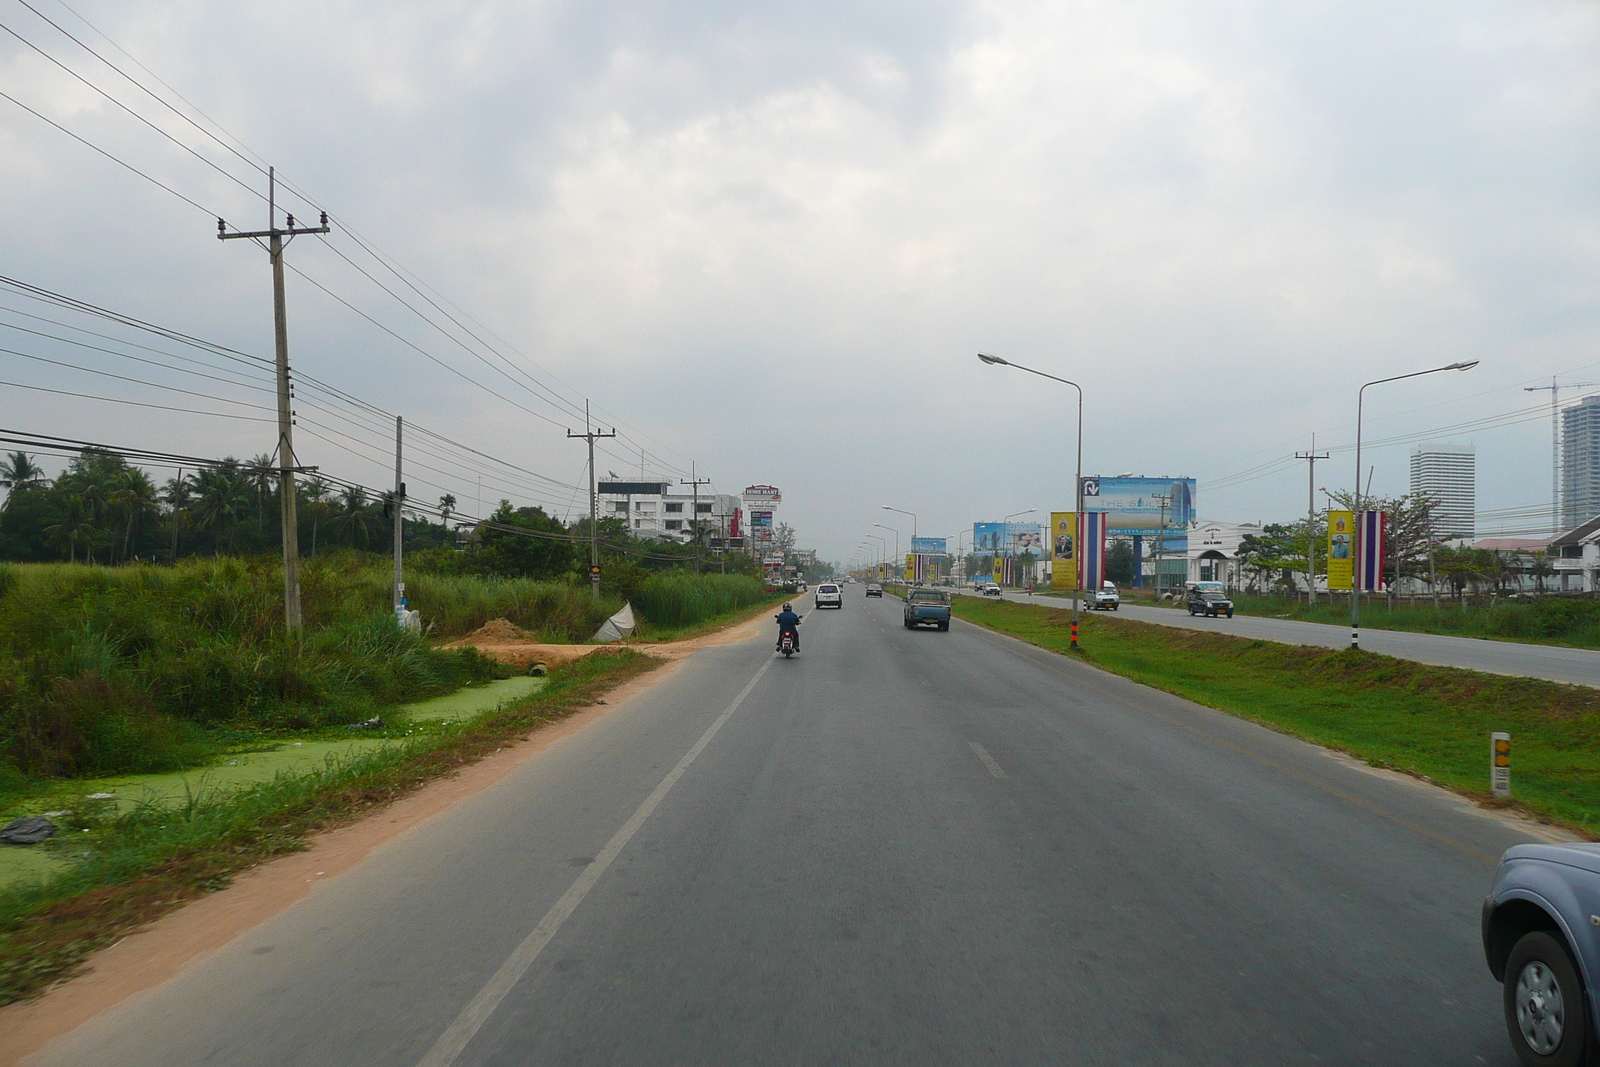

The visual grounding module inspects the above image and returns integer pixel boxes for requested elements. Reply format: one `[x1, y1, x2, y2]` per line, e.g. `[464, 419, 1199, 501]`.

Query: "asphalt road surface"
[35, 591, 1539, 1065]
[972, 587, 1600, 688]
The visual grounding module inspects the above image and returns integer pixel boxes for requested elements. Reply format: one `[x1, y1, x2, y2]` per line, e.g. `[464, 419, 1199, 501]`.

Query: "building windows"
[665, 502, 684, 513]
[664, 520, 683, 531]
[696, 502, 712, 513]
[635, 501, 654, 512]
[634, 519, 642, 529]
[613, 502, 629, 513]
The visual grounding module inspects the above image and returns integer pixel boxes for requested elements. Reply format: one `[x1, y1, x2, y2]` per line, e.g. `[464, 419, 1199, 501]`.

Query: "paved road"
[35, 592, 1535, 1065]
[966, 587, 1600, 687]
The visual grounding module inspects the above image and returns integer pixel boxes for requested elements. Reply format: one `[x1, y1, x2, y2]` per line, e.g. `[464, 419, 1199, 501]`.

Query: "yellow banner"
[905, 554, 914, 582]
[1327, 510, 1353, 590]
[1050, 511, 1079, 590]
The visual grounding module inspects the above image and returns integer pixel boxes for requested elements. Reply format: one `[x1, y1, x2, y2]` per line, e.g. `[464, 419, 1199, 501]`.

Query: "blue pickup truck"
[903, 588, 952, 632]
[1483, 842, 1600, 1066]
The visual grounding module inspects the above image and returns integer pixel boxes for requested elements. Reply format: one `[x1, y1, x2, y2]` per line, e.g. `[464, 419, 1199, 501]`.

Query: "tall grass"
[1224, 593, 1600, 649]
[631, 572, 770, 629]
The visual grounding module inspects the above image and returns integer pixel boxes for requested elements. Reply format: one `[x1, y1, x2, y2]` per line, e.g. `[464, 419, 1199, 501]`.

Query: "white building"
[1183, 521, 1261, 590]
[596, 478, 739, 542]
[1409, 443, 1475, 540]
[1563, 396, 1600, 530]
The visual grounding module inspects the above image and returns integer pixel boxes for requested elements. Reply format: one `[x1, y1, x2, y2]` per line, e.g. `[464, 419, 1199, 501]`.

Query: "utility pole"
[681, 463, 711, 572]
[568, 401, 616, 598]
[1296, 438, 1329, 606]
[219, 166, 328, 635]
[1525, 378, 1600, 536]
[392, 416, 405, 619]
[1152, 493, 1171, 595]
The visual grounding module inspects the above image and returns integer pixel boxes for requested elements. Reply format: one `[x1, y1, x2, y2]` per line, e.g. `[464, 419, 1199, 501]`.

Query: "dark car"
[865, 584, 883, 598]
[1187, 588, 1234, 618]
[903, 588, 951, 631]
[1483, 842, 1600, 1066]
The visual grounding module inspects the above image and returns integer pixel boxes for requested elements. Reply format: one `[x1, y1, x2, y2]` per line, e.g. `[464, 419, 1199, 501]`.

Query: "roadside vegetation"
[951, 596, 1600, 836]
[0, 649, 659, 1006]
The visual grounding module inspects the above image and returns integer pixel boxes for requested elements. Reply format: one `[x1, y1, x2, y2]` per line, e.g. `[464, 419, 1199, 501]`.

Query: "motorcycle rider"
[774, 602, 801, 652]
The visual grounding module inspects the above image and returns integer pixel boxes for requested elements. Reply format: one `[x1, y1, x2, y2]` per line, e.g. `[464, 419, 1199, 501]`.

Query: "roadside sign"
[589, 564, 602, 581]
[1491, 732, 1511, 798]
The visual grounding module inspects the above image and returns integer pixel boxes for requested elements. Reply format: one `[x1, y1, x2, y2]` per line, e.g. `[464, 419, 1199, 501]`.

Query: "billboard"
[1081, 477, 1196, 535]
[1050, 512, 1078, 590]
[749, 510, 773, 528]
[743, 484, 782, 504]
[1327, 510, 1353, 590]
[911, 536, 947, 555]
[973, 522, 1044, 556]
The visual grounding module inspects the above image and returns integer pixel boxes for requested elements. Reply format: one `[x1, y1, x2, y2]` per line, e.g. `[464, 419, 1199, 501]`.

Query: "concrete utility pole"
[1525, 378, 1600, 536]
[568, 401, 616, 598]
[1296, 439, 1329, 606]
[1152, 493, 1171, 595]
[681, 463, 711, 572]
[218, 166, 328, 635]
[392, 416, 405, 617]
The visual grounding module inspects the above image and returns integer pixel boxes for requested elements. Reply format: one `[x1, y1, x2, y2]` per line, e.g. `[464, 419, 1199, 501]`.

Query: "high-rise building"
[1409, 443, 1475, 540]
[1563, 396, 1600, 531]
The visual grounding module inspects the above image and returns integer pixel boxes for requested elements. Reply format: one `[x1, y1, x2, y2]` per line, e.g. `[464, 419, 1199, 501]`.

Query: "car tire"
[1227, 611, 1234, 618]
[1504, 931, 1589, 1067]
[938, 622, 949, 631]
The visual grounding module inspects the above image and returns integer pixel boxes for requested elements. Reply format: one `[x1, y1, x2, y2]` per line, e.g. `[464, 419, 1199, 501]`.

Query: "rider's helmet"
[782, 602, 792, 611]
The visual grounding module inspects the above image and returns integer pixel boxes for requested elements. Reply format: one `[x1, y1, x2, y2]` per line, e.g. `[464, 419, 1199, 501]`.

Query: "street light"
[980, 350, 1085, 646]
[865, 533, 887, 577]
[1350, 360, 1478, 649]
[873, 523, 901, 577]
[883, 505, 917, 544]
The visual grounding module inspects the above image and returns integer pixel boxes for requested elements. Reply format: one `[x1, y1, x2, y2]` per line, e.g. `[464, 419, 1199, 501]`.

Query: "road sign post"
[1491, 732, 1511, 798]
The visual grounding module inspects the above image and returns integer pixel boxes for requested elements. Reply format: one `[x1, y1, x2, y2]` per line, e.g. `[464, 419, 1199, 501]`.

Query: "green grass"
[1110, 588, 1600, 651]
[0, 648, 659, 1006]
[951, 596, 1600, 837]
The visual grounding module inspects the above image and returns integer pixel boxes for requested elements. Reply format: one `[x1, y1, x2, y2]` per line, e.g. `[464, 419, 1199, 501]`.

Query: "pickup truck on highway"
[1091, 581, 1120, 611]
[1483, 842, 1600, 1066]
[903, 588, 952, 631]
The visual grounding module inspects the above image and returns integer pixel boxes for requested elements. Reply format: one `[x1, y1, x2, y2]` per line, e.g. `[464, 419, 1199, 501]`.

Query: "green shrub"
[632, 573, 768, 628]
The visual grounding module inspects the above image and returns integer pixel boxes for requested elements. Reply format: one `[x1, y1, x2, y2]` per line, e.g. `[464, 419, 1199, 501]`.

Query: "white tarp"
[591, 601, 636, 642]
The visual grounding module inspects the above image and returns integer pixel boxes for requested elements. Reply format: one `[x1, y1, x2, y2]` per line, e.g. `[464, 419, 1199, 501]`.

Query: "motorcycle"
[778, 630, 797, 658]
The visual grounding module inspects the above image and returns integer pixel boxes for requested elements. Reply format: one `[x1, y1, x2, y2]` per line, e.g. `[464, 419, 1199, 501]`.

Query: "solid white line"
[968, 741, 1009, 779]
[414, 653, 778, 1067]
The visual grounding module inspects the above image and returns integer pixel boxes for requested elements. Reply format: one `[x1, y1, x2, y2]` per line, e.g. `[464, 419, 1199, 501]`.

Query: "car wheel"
[938, 622, 949, 631]
[1504, 931, 1589, 1067]
[1227, 611, 1234, 618]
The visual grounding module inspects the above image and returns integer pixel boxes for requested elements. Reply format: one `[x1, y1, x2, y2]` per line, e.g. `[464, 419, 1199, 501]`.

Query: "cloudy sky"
[1, 0, 1595, 564]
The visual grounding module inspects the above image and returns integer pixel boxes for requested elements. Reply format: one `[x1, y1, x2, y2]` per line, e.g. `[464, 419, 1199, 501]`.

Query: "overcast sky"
[1, 0, 1595, 564]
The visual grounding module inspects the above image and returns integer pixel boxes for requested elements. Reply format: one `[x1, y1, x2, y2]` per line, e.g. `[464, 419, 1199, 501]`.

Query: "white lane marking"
[414, 653, 778, 1067]
[968, 741, 1009, 779]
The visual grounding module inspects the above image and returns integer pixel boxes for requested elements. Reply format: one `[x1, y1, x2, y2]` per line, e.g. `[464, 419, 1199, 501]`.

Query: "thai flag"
[1081, 512, 1106, 590]
[1358, 510, 1386, 591]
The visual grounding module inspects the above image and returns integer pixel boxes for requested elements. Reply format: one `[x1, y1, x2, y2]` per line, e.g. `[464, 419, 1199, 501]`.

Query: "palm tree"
[246, 454, 277, 526]
[439, 493, 456, 522]
[0, 452, 45, 508]
[300, 475, 333, 557]
[330, 486, 371, 547]
[107, 468, 160, 561]
[44, 492, 94, 564]
[162, 472, 194, 560]
[191, 468, 249, 553]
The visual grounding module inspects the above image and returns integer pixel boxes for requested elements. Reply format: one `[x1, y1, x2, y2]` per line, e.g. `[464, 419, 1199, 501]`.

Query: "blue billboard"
[911, 536, 947, 555]
[1080, 477, 1196, 536]
[972, 522, 1044, 557]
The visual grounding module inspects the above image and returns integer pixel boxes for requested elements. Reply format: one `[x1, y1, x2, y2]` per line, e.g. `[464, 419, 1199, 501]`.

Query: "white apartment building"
[596, 479, 740, 542]
[1563, 396, 1600, 530]
[1409, 443, 1475, 540]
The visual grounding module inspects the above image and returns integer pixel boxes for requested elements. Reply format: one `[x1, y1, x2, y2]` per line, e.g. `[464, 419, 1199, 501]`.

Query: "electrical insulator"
[320, 212, 328, 227]
[286, 213, 295, 228]
[217, 218, 226, 235]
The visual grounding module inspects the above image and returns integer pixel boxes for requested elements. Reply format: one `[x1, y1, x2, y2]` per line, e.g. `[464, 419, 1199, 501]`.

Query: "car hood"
[1503, 842, 1600, 876]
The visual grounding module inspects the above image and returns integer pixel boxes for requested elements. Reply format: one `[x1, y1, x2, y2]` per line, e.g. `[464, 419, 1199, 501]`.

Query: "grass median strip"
[0, 648, 660, 1007]
[953, 596, 1600, 838]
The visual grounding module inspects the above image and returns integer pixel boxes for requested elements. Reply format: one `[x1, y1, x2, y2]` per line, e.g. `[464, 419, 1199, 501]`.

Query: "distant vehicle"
[1092, 581, 1120, 611]
[815, 583, 842, 609]
[982, 584, 1003, 597]
[1483, 842, 1600, 1066]
[903, 588, 952, 631]
[865, 584, 884, 598]
[1186, 586, 1234, 618]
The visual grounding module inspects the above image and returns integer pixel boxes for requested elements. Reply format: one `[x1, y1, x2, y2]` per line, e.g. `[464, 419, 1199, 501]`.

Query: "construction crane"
[1526, 377, 1600, 536]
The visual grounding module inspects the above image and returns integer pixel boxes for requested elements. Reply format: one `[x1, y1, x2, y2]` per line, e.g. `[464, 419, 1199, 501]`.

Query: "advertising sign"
[1081, 476, 1196, 535]
[1327, 510, 1354, 590]
[743, 484, 782, 504]
[730, 508, 742, 537]
[1050, 512, 1078, 590]
[976, 522, 1043, 556]
[910, 536, 947, 555]
[750, 510, 773, 528]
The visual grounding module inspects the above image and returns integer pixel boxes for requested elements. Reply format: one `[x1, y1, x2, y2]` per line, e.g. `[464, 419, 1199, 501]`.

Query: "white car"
[982, 584, 1003, 597]
[1091, 581, 1120, 611]
[815, 583, 842, 609]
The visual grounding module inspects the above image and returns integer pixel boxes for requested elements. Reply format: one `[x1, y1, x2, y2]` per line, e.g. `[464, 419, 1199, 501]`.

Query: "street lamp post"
[1350, 360, 1479, 650]
[980, 352, 1085, 648]
[1002, 507, 1036, 593]
[865, 534, 887, 579]
[873, 523, 901, 580]
[883, 505, 917, 545]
